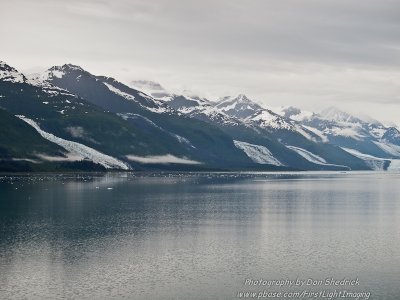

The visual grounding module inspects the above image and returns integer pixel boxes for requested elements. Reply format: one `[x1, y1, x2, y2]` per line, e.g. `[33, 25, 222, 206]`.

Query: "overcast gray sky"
[1, 0, 400, 125]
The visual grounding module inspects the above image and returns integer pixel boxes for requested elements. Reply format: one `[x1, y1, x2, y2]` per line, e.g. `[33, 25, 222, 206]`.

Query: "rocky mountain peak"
[0, 61, 26, 83]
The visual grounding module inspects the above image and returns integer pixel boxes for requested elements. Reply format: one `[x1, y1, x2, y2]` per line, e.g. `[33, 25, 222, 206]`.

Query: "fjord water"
[0, 172, 399, 300]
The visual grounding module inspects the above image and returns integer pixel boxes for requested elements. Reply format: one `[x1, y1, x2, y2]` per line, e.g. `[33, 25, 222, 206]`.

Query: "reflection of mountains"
[1, 173, 399, 299]
[0, 172, 387, 247]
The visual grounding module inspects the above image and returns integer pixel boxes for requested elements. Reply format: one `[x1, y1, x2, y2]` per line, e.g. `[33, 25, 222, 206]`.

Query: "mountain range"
[1, 60, 399, 172]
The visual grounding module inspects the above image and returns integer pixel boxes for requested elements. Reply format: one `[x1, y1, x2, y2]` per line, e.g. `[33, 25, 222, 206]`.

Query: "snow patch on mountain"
[119, 113, 162, 129]
[319, 107, 360, 123]
[103, 82, 135, 101]
[248, 110, 293, 130]
[340, 147, 389, 170]
[145, 105, 171, 114]
[17, 116, 130, 170]
[0, 61, 26, 83]
[286, 145, 349, 168]
[118, 113, 195, 148]
[369, 127, 387, 139]
[287, 146, 326, 164]
[126, 154, 201, 165]
[373, 141, 400, 157]
[100, 78, 172, 114]
[181, 91, 212, 104]
[294, 125, 316, 141]
[40, 66, 68, 81]
[168, 95, 249, 128]
[327, 126, 365, 140]
[172, 134, 196, 148]
[49, 69, 64, 79]
[233, 140, 282, 166]
[192, 106, 244, 126]
[303, 125, 329, 142]
[27, 73, 76, 97]
[49, 64, 85, 78]
[216, 94, 263, 119]
[341, 147, 381, 160]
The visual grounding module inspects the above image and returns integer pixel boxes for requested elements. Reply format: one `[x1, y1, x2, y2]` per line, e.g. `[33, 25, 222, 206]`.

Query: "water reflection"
[0, 172, 399, 299]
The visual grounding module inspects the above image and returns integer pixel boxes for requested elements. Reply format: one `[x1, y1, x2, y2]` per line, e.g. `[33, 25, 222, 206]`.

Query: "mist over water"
[0, 172, 399, 299]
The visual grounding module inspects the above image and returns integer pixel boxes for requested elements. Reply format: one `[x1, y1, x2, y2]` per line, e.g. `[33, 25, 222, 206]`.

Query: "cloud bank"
[126, 154, 202, 165]
[1, 0, 400, 124]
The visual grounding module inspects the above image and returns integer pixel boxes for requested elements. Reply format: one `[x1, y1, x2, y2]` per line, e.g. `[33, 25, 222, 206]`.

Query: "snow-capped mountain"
[146, 90, 366, 170]
[278, 105, 400, 168]
[0, 62, 140, 171]
[214, 94, 333, 145]
[39, 64, 262, 169]
[247, 109, 294, 131]
[2, 62, 225, 171]
[382, 127, 400, 146]
[215, 94, 263, 119]
[3, 59, 400, 172]
[319, 106, 363, 124]
[42, 64, 174, 114]
[167, 94, 246, 128]
[217, 95, 292, 130]
[0, 61, 26, 83]
[214, 94, 315, 138]
[125, 80, 375, 170]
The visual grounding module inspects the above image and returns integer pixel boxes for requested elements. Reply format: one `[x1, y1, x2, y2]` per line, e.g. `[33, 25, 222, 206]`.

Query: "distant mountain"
[215, 94, 263, 119]
[278, 105, 400, 169]
[127, 77, 400, 171]
[0, 62, 174, 170]
[159, 92, 367, 170]
[40, 64, 261, 169]
[383, 127, 400, 146]
[40, 68, 353, 171]
[163, 94, 315, 169]
[2, 59, 399, 172]
[0, 61, 26, 83]
[319, 106, 363, 124]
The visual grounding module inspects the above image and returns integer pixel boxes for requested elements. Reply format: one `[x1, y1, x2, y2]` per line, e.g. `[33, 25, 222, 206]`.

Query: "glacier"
[233, 140, 282, 166]
[17, 116, 131, 170]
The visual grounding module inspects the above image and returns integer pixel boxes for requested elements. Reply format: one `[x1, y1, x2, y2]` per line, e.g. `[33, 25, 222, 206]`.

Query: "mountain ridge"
[1, 60, 399, 171]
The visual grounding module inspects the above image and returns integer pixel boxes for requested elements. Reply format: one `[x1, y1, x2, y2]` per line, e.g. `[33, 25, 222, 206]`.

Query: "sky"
[1, 0, 400, 125]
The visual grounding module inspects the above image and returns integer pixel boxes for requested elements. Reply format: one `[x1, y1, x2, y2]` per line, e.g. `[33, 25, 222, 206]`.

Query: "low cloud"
[11, 158, 41, 164]
[2, 0, 400, 124]
[36, 153, 84, 162]
[126, 154, 202, 165]
[65, 126, 86, 138]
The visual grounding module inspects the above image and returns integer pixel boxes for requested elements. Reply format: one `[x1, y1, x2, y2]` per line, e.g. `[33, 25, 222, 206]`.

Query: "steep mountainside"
[0, 62, 187, 170]
[161, 93, 367, 170]
[3, 60, 399, 172]
[0, 108, 106, 171]
[277, 106, 400, 169]
[40, 64, 259, 169]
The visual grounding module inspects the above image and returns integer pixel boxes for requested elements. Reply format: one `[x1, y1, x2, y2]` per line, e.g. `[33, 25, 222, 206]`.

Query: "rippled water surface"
[0, 172, 399, 299]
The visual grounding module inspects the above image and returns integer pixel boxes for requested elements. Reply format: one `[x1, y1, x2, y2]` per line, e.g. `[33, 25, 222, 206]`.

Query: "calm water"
[0, 172, 399, 300]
